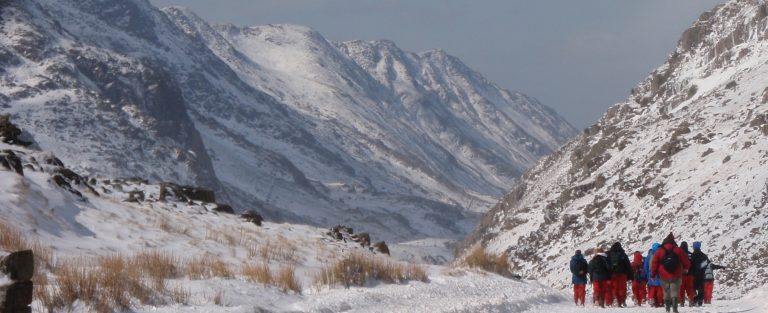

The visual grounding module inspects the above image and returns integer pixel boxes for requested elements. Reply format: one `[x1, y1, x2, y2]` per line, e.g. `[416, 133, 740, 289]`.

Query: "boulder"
[0, 250, 33, 282]
[0, 151, 22, 176]
[241, 210, 263, 226]
[159, 183, 216, 203]
[51, 175, 83, 198]
[0, 115, 31, 147]
[213, 203, 234, 214]
[0, 250, 33, 313]
[0, 281, 32, 313]
[125, 190, 145, 203]
[352, 233, 370, 247]
[372, 241, 390, 255]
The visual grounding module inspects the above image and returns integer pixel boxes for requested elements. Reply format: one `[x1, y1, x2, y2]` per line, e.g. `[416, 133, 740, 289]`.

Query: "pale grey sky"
[149, 0, 724, 128]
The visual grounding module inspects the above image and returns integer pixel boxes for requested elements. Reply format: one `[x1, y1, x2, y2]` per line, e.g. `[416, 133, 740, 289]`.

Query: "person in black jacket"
[607, 242, 633, 307]
[570, 250, 589, 306]
[589, 248, 612, 307]
[690, 241, 727, 306]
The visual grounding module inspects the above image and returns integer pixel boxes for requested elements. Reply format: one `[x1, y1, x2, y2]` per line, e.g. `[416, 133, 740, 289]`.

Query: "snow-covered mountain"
[462, 0, 768, 298]
[0, 0, 576, 241]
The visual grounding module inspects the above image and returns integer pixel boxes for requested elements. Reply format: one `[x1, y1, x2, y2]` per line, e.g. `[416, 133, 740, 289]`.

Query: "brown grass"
[0, 220, 53, 273]
[185, 254, 233, 280]
[242, 262, 272, 285]
[314, 251, 428, 288]
[459, 246, 511, 277]
[275, 265, 301, 293]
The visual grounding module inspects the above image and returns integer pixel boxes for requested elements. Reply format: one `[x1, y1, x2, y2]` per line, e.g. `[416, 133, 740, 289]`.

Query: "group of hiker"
[569, 233, 726, 313]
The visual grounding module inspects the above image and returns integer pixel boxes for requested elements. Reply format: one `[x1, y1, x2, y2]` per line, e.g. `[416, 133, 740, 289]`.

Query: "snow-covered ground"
[1, 143, 762, 313]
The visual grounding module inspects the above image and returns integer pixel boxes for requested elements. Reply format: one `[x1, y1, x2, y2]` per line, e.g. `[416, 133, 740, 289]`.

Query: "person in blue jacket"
[570, 250, 589, 306]
[645, 243, 663, 307]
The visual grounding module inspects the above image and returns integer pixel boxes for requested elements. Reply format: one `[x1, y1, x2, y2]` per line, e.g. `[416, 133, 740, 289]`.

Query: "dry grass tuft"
[242, 262, 272, 285]
[0, 220, 53, 272]
[314, 251, 428, 288]
[458, 246, 511, 277]
[275, 265, 301, 293]
[185, 254, 233, 280]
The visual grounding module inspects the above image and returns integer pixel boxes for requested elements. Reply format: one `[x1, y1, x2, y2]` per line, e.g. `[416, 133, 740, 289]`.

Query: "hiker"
[630, 251, 647, 306]
[607, 242, 632, 307]
[588, 248, 611, 308]
[690, 241, 727, 306]
[570, 250, 589, 306]
[651, 233, 690, 313]
[678, 241, 695, 306]
[645, 243, 663, 308]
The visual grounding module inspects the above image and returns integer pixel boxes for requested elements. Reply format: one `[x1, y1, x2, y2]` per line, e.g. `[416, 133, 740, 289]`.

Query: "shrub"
[185, 254, 232, 280]
[274, 265, 301, 293]
[314, 251, 428, 288]
[459, 246, 511, 277]
[242, 262, 272, 285]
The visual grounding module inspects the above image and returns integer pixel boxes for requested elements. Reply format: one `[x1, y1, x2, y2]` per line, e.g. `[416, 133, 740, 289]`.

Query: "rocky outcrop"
[0, 115, 31, 147]
[241, 210, 264, 226]
[0, 250, 34, 313]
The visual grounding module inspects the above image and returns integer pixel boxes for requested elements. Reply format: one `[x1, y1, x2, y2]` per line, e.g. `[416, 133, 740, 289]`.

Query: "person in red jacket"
[630, 251, 647, 306]
[678, 241, 695, 306]
[651, 233, 691, 313]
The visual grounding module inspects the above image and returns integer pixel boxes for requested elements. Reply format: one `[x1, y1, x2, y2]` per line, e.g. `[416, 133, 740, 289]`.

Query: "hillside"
[462, 0, 768, 299]
[0, 0, 576, 243]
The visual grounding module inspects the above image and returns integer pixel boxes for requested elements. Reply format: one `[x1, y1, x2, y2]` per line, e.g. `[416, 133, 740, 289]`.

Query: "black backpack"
[577, 259, 588, 274]
[661, 247, 679, 273]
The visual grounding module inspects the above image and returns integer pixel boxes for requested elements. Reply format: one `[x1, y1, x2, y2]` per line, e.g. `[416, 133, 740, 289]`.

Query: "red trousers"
[631, 281, 647, 305]
[605, 280, 614, 306]
[679, 276, 695, 304]
[592, 280, 609, 306]
[573, 284, 586, 305]
[648, 285, 663, 307]
[610, 274, 628, 306]
[704, 281, 714, 304]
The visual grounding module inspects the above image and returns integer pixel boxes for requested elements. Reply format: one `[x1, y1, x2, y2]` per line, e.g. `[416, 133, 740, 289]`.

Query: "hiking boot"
[664, 300, 671, 312]
[672, 300, 679, 313]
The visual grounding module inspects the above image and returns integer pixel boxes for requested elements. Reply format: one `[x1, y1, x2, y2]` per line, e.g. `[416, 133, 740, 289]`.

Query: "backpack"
[704, 261, 715, 280]
[661, 247, 679, 273]
[609, 252, 623, 272]
[633, 263, 646, 282]
[576, 259, 588, 274]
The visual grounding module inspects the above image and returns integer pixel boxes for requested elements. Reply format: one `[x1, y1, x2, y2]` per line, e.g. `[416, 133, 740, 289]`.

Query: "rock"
[352, 233, 370, 247]
[372, 241, 390, 255]
[213, 203, 234, 214]
[241, 210, 263, 226]
[0, 250, 33, 282]
[42, 155, 63, 167]
[159, 183, 216, 203]
[125, 190, 145, 203]
[0, 151, 23, 176]
[0, 115, 32, 147]
[51, 175, 83, 198]
[0, 281, 33, 313]
[55, 168, 83, 185]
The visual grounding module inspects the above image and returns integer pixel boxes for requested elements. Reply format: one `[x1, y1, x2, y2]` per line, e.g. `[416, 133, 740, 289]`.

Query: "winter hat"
[680, 241, 689, 253]
[611, 242, 622, 251]
[651, 242, 661, 251]
[693, 241, 702, 250]
[662, 232, 677, 246]
[575, 250, 582, 255]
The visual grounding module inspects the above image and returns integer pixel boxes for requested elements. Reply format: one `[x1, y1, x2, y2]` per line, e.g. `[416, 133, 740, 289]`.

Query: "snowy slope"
[4, 145, 763, 312]
[462, 0, 768, 299]
[0, 0, 577, 242]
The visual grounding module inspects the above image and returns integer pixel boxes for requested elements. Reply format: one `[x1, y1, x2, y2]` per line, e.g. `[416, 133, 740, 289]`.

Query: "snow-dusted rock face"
[0, 0, 576, 241]
[462, 0, 768, 298]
